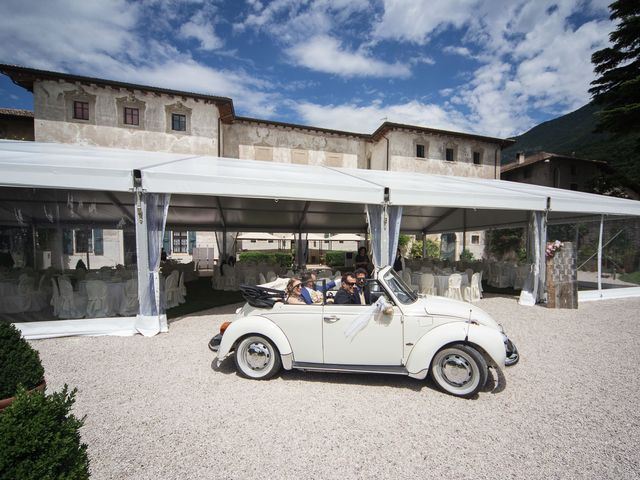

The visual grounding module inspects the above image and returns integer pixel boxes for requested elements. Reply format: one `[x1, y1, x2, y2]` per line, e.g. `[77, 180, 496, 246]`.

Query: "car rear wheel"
[430, 344, 488, 398]
[234, 335, 281, 380]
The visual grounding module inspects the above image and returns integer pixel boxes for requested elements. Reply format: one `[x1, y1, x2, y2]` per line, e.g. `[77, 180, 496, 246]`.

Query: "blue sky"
[0, 0, 615, 138]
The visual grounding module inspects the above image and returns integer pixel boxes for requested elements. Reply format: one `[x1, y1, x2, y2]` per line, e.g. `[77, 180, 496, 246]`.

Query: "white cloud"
[372, 0, 479, 44]
[0, 0, 277, 117]
[178, 12, 223, 50]
[294, 100, 474, 135]
[443, 46, 473, 58]
[287, 35, 411, 78]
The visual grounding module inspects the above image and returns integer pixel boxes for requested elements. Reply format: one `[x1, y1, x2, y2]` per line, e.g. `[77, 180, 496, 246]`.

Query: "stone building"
[501, 152, 607, 192]
[0, 108, 34, 141]
[0, 64, 514, 265]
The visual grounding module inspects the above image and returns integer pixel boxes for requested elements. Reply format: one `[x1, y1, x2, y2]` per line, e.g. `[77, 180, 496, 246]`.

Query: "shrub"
[325, 251, 347, 267]
[460, 249, 475, 262]
[238, 251, 276, 263]
[0, 323, 44, 399]
[0, 385, 89, 480]
[410, 239, 440, 259]
[273, 252, 292, 268]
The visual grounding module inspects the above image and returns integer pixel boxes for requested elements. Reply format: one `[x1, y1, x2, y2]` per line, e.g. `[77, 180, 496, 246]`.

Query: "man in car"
[300, 271, 337, 305]
[353, 268, 371, 305]
[334, 272, 357, 304]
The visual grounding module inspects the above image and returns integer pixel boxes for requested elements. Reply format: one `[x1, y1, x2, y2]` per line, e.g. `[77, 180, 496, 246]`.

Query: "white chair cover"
[50, 278, 60, 317]
[465, 273, 482, 302]
[165, 270, 181, 308]
[57, 276, 87, 318]
[445, 274, 464, 301]
[121, 278, 139, 316]
[86, 280, 109, 317]
[266, 271, 277, 282]
[419, 273, 437, 296]
[258, 272, 266, 285]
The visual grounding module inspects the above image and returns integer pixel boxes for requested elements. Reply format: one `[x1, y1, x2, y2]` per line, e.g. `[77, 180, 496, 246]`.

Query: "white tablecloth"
[79, 281, 127, 317]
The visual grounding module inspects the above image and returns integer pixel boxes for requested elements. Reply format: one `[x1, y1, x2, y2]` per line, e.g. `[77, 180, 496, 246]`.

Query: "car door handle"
[323, 315, 339, 323]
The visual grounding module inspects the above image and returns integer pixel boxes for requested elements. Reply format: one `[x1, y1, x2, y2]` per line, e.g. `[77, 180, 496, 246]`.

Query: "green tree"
[589, 0, 640, 135]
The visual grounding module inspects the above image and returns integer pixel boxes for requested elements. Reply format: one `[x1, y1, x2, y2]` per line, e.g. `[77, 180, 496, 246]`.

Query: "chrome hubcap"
[245, 342, 271, 370]
[440, 354, 473, 386]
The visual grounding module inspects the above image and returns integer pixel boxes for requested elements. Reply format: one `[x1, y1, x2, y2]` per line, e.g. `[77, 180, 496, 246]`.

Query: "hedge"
[325, 250, 348, 267]
[238, 251, 292, 267]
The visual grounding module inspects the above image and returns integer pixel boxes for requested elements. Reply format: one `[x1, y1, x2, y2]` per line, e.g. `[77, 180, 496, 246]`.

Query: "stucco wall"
[33, 80, 219, 155]
[222, 122, 363, 168]
[386, 130, 498, 179]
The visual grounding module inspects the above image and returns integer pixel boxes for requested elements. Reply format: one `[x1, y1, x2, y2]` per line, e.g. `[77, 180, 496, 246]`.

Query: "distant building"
[501, 151, 607, 192]
[0, 108, 34, 140]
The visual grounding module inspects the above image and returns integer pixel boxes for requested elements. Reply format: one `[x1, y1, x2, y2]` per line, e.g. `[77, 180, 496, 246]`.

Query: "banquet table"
[78, 280, 127, 317]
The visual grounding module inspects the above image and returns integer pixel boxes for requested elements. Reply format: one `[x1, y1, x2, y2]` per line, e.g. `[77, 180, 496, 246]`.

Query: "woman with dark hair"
[354, 246, 370, 271]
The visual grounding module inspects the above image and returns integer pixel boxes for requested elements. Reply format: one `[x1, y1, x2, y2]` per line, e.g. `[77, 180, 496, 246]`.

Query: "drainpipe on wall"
[385, 136, 390, 171]
[494, 148, 499, 179]
[217, 117, 222, 157]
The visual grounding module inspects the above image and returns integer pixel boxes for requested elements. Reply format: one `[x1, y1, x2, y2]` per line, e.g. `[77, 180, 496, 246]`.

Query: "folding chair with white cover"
[86, 280, 110, 317]
[445, 274, 464, 301]
[401, 270, 416, 291]
[178, 272, 187, 298]
[266, 271, 277, 282]
[465, 273, 482, 303]
[285, 270, 295, 278]
[258, 272, 267, 285]
[50, 278, 60, 317]
[121, 278, 139, 316]
[165, 270, 181, 308]
[419, 273, 437, 296]
[57, 276, 87, 318]
[466, 268, 474, 284]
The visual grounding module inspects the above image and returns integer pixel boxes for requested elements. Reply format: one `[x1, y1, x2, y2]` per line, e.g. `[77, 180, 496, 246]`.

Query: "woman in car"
[285, 277, 306, 305]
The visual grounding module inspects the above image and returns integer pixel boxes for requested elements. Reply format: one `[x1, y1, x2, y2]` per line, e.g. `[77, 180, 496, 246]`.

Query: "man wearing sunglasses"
[334, 272, 357, 304]
[353, 268, 371, 305]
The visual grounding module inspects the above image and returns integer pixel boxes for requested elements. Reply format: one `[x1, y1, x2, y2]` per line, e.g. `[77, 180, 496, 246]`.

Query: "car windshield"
[383, 269, 418, 305]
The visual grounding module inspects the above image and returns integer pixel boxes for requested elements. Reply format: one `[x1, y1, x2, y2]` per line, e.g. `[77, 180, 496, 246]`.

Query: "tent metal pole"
[597, 215, 604, 293]
[462, 210, 467, 255]
[31, 223, 37, 269]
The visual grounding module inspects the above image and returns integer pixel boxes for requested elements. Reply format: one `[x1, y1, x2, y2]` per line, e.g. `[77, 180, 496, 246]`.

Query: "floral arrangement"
[546, 240, 564, 258]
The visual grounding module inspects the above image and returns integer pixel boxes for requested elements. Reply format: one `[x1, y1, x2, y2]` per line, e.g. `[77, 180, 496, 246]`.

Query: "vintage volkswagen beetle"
[210, 266, 518, 398]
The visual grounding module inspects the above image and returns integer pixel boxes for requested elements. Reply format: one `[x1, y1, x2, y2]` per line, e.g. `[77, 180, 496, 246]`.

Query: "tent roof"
[1, 140, 639, 233]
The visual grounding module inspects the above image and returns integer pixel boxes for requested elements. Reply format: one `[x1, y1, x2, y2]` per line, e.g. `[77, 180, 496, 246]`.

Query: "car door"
[321, 283, 403, 366]
[267, 303, 324, 363]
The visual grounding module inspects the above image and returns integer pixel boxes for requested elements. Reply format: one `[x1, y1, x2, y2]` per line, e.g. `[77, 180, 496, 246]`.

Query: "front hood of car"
[405, 296, 500, 330]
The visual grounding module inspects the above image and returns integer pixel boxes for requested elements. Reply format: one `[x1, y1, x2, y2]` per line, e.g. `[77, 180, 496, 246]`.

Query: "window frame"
[445, 148, 456, 162]
[172, 230, 189, 254]
[73, 101, 89, 121]
[74, 229, 93, 254]
[124, 107, 140, 126]
[416, 144, 425, 158]
[171, 113, 187, 132]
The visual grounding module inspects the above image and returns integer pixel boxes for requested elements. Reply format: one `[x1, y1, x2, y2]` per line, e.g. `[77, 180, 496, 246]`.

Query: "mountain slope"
[502, 103, 640, 187]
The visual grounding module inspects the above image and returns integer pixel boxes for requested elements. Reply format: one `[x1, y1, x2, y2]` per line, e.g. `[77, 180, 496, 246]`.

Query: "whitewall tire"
[234, 335, 281, 380]
[430, 344, 488, 398]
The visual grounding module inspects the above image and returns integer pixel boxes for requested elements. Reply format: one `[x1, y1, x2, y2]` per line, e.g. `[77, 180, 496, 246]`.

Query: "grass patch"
[619, 271, 640, 285]
[166, 278, 244, 319]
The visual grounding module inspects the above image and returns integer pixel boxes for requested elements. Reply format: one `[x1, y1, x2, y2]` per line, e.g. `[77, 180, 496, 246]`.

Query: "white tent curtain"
[366, 204, 383, 268]
[519, 211, 547, 306]
[135, 192, 170, 335]
[388, 206, 403, 266]
[366, 204, 403, 269]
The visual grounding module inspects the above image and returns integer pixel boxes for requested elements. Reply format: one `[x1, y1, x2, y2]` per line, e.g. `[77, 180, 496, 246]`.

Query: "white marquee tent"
[1, 140, 639, 338]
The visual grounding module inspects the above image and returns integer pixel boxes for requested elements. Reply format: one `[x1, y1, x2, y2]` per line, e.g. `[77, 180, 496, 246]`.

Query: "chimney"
[517, 152, 525, 164]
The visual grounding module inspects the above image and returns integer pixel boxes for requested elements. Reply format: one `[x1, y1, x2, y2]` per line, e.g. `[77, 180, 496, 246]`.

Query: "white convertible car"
[210, 266, 518, 398]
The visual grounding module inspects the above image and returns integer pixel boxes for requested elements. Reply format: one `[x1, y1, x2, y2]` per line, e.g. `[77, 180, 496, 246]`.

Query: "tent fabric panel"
[140, 156, 384, 205]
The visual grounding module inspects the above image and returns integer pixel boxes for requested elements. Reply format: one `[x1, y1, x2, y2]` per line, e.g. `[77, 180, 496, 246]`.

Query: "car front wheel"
[430, 344, 488, 398]
[234, 335, 281, 380]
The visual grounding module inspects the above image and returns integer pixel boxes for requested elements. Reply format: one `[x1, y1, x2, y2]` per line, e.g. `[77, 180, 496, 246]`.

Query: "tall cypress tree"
[589, 0, 640, 135]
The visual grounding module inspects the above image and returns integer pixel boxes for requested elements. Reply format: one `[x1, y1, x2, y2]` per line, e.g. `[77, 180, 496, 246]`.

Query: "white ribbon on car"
[343, 296, 391, 342]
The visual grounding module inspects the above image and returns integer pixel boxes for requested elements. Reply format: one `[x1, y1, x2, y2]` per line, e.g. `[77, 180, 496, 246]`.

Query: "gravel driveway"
[32, 296, 640, 480]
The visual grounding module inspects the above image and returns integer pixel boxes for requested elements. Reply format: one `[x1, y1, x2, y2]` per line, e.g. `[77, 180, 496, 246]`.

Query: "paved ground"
[32, 295, 640, 480]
